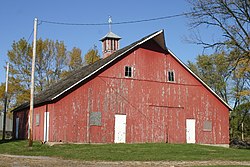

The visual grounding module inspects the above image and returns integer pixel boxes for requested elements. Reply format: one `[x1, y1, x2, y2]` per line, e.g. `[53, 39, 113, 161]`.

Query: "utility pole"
[2, 62, 9, 140]
[29, 18, 38, 147]
[242, 122, 244, 141]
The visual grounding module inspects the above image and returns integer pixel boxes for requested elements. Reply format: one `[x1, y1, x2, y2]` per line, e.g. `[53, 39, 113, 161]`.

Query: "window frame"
[35, 114, 40, 126]
[90, 111, 102, 126]
[125, 66, 133, 78]
[168, 70, 175, 82]
[203, 120, 212, 131]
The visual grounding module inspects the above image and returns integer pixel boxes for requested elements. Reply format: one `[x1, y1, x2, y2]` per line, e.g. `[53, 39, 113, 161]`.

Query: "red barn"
[12, 30, 231, 146]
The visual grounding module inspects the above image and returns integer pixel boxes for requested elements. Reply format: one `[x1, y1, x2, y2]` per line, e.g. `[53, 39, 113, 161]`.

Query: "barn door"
[15, 117, 19, 139]
[186, 119, 196, 143]
[114, 114, 126, 143]
[44, 112, 49, 142]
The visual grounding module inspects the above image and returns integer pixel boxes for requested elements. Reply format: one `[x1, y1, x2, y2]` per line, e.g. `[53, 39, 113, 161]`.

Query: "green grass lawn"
[0, 140, 250, 162]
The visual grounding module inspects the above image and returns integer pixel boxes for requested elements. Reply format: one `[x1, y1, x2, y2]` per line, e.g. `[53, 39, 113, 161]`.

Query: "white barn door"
[114, 114, 126, 143]
[186, 119, 196, 143]
[44, 112, 49, 142]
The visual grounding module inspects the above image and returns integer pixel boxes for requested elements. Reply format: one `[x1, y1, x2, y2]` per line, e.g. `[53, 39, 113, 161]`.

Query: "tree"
[8, 38, 32, 90]
[68, 47, 83, 71]
[8, 38, 68, 93]
[7, 39, 32, 105]
[187, 0, 250, 68]
[35, 39, 68, 91]
[0, 84, 5, 113]
[188, 52, 231, 103]
[0, 76, 27, 113]
[230, 102, 250, 140]
[188, 52, 250, 140]
[6, 38, 81, 108]
[84, 45, 100, 65]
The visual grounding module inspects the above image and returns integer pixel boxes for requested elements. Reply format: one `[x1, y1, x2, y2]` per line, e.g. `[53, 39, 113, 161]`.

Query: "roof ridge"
[12, 30, 166, 112]
[100, 31, 121, 41]
[167, 49, 232, 110]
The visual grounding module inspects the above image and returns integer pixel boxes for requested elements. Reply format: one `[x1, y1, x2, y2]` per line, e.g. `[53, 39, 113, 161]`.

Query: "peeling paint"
[13, 39, 229, 145]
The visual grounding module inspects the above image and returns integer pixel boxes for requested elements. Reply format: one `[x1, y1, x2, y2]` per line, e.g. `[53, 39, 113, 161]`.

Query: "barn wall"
[13, 109, 29, 139]
[33, 105, 47, 141]
[51, 89, 89, 142]
[45, 39, 228, 144]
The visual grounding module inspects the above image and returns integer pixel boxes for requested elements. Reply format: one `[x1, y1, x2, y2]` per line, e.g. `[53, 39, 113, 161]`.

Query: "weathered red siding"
[13, 110, 29, 139]
[33, 105, 46, 141]
[14, 39, 229, 144]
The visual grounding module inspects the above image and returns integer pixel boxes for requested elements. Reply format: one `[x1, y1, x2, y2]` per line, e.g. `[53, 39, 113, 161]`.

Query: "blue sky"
[0, 0, 215, 83]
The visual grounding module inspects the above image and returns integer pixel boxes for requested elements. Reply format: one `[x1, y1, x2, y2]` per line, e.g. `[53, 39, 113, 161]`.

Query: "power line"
[40, 12, 192, 26]
[112, 12, 191, 25]
[27, 29, 34, 42]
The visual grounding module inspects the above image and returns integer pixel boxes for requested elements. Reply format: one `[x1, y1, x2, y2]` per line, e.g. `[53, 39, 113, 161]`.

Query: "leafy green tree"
[84, 45, 100, 65]
[230, 102, 250, 140]
[8, 38, 69, 93]
[187, 1, 250, 141]
[5, 38, 83, 108]
[35, 39, 68, 91]
[188, 52, 230, 103]
[68, 47, 82, 71]
[0, 84, 5, 113]
[228, 49, 250, 109]
[8, 38, 32, 89]
[7, 39, 32, 106]
[188, 51, 250, 141]
[0, 76, 27, 113]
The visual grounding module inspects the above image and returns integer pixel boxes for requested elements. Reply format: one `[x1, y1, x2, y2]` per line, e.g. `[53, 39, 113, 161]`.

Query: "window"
[90, 112, 102, 126]
[111, 39, 115, 50]
[125, 66, 132, 77]
[203, 120, 212, 131]
[36, 114, 40, 126]
[168, 71, 175, 82]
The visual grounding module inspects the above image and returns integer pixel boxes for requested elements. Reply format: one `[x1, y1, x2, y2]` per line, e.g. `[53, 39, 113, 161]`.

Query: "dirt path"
[0, 154, 249, 167]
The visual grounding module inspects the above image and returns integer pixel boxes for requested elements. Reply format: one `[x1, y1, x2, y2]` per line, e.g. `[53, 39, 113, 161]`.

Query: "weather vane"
[108, 16, 112, 32]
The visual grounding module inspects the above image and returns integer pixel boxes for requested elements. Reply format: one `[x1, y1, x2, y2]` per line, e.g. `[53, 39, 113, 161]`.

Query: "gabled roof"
[12, 30, 232, 112]
[100, 31, 121, 41]
[167, 49, 232, 110]
[12, 30, 165, 112]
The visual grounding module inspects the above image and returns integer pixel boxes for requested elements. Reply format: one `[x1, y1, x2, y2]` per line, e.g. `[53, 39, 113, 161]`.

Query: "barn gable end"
[12, 30, 230, 146]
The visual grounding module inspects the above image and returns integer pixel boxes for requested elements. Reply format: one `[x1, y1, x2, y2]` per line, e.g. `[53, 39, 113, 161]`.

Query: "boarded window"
[203, 120, 212, 131]
[125, 66, 132, 77]
[168, 71, 175, 82]
[90, 112, 102, 126]
[36, 114, 40, 126]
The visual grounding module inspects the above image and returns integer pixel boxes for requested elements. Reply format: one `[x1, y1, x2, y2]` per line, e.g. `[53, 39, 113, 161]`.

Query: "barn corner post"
[28, 17, 38, 147]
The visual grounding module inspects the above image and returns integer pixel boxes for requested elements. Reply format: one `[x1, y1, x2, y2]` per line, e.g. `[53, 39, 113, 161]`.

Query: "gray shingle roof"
[12, 29, 232, 112]
[12, 30, 165, 112]
[100, 31, 121, 41]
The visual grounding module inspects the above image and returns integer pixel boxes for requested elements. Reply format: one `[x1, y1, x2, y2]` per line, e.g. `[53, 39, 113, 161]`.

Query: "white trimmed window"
[125, 66, 132, 78]
[168, 71, 175, 82]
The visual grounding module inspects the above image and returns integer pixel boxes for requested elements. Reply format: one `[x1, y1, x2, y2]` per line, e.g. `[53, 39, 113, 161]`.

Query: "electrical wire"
[40, 12, 193, 26]
[27, 29, 34, 42]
